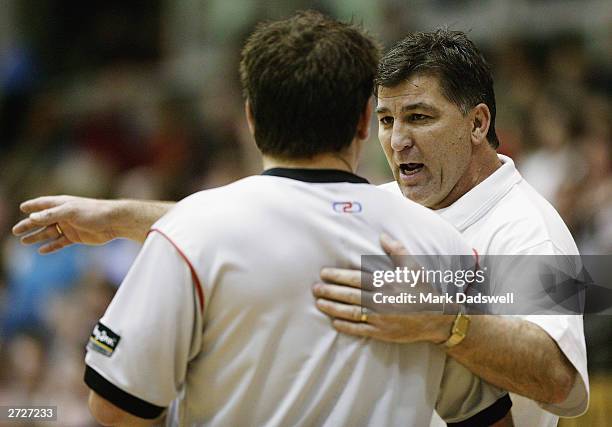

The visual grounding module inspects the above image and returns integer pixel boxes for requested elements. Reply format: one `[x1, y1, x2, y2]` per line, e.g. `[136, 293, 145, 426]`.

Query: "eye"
[409, 113, 429, 121]
[379, 116, 394, 126]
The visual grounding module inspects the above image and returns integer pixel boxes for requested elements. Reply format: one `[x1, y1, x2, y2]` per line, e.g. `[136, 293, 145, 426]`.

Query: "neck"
[431, 146, 502, 210]
[263, 151, 357, 173]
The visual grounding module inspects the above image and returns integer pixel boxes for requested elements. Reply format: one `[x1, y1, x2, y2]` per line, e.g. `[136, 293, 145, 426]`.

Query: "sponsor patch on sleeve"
[87, 322, 121, 357]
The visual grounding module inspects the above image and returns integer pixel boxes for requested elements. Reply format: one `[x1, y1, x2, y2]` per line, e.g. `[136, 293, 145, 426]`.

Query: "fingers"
[14, 197, 72, 236]
[312, 283, 361, 305]
[26, 205, 73, 226]
[20, 196, 68, 214]
[38, 235, 73, 254]
[315, 298, 382, 325]
[331, 319, 379, 339]
[320, 268, 364, 289]
[315, 298, 363, 322]
[13, 219, 73, 254]
[19, 224, 61, 245]
[12, 217, 42, 236]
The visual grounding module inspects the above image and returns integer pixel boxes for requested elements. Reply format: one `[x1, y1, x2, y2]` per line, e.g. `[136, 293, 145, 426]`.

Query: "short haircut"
[240, 10, 380, 159]
[376, 29, 499, 149]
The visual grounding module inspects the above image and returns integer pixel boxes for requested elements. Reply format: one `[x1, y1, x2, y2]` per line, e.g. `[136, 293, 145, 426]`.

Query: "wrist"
[112, 200, 143, 242]
[428, 314, 456, 344]
[441, 312, 471, 349]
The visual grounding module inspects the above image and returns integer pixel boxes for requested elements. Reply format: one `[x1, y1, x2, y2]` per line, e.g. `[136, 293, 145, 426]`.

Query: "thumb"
[380, 233, 409, 256]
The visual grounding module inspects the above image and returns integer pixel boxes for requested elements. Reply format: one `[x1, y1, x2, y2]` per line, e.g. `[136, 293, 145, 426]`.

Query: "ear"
[356, 96, 374, 141]
[470, 103, 491, 146]
[245, 99, 255, 137]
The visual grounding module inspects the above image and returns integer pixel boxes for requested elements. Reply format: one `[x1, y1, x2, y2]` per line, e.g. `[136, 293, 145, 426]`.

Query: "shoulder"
[369, 185, 471, 255]
[479, 179, 578, 255]
[149, 177, 262, 252]
[156, 176, 263, 227]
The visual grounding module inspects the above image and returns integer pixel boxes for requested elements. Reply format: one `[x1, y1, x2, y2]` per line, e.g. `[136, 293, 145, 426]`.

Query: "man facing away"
[25, 12, 509, 426]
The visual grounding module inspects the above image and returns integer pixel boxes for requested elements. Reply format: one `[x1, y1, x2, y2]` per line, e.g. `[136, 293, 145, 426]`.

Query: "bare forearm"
[444, 315, 576, 404]
[14, 196, 177, 253]
[113, 200, 175, 243]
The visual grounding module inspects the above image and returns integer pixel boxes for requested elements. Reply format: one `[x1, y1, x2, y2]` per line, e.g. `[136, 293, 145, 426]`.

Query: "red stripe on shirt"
[472, 248, 480, 270]
[148, 228, 205, 314]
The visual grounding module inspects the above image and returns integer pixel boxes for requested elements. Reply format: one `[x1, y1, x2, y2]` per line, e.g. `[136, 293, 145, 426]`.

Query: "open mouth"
[399, 163, 424, 175]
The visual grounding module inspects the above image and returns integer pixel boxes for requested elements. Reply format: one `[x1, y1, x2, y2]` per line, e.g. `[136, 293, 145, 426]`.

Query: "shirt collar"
[437, 155, 523, 231]
[261, 168, 369, 184]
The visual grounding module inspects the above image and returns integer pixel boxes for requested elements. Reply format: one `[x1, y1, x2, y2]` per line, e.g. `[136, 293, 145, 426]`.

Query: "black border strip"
[262, 168, 369, 184]
[447, 394, 512, 427]
[84, 365, 165, 419]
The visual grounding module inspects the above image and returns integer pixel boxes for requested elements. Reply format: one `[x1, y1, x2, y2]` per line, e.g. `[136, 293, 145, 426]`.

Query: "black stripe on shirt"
[447, 394, 512, 427]
[262, 168, 369, 184]
[84, 365, 165, 419]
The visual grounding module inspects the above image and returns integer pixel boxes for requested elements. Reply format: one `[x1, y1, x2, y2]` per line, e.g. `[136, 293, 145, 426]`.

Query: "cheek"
[442, 130, 472, 176]
[378, 129, 393, 157]
[425, 125, 470, 177]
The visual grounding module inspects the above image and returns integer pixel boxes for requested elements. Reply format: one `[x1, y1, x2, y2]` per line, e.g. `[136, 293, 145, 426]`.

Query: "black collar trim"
[262, 168, 369, 184]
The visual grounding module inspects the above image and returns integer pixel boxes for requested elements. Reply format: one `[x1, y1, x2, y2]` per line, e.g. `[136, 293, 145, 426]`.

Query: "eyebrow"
[375, 102, 438, 114]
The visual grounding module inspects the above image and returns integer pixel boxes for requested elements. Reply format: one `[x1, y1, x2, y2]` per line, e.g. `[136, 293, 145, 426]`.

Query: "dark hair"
[376, 29, 499, 149]
[240, 10, 380, 159]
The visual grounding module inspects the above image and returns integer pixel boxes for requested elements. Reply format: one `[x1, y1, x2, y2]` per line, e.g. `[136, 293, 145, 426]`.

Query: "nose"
[390, 124, 414, 151]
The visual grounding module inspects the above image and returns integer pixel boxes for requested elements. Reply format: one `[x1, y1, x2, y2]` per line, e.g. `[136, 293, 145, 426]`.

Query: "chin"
[400, 186, 426, 204]
[400, 186, 441, 209]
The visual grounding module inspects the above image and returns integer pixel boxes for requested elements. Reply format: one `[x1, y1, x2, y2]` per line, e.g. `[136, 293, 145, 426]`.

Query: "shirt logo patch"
[87, 322, 121, 357]
[333, 201, 362, 213]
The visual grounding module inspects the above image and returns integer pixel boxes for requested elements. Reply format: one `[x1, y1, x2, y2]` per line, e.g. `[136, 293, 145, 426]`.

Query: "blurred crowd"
[0, 1, 610, 425]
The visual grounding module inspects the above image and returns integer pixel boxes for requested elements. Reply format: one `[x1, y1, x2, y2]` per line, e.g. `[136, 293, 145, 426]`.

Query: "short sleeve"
[84, 231, 202, 419]
[504, 241, 589, 416]
[521, 314, 588, 416]
[435, 357, 511, 425]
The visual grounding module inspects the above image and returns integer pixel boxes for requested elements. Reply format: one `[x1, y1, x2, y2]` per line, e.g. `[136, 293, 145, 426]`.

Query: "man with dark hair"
[374, 30, 502, 211]
[38, 14, 507, 426]
[239, 13, 378, 159]
[314, 30, 588, 427]
[377, 30, 500, 149]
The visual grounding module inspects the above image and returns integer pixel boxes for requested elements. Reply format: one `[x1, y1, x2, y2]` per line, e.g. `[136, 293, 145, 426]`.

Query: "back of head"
[240, 10, 380, 159]
[376, 29, 499, 149]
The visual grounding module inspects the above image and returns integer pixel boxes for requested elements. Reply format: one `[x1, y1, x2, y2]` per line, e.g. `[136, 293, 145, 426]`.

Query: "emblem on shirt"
[87, 322, 121, 357]
[333, 201, 362, 213]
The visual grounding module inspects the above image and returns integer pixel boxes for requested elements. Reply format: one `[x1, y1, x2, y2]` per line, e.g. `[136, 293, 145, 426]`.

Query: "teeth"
[400, 163, 423, 173]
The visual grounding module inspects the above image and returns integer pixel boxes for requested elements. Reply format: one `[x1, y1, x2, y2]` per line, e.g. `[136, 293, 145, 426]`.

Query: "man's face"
[377, 74, 473, 209]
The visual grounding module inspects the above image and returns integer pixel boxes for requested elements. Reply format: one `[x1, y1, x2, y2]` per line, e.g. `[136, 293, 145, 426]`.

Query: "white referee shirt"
[84, 168, 509, 427]
[382, 154, 589, 427]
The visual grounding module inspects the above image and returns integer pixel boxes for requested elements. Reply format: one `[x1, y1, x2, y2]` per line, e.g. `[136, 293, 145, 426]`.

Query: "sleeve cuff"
[447, 394, 512, 427]
[84, 365, 165, 419]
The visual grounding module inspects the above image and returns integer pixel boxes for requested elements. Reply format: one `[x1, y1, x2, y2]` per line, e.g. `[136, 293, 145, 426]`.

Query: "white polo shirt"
[381, 154, 589, 427]
[84, 168, 510, 427]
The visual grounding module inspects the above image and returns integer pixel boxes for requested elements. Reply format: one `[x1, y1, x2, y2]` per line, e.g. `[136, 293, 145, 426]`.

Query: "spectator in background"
[556, 96, 612, 254]
[519, 91, 584, 205]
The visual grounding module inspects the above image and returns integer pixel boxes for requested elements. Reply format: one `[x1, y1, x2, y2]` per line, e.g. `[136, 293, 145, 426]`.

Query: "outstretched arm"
[12, 195, 175, 253]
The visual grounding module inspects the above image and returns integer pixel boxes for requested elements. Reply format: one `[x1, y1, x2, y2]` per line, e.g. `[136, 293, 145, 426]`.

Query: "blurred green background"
[0, 0, 610, 425]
